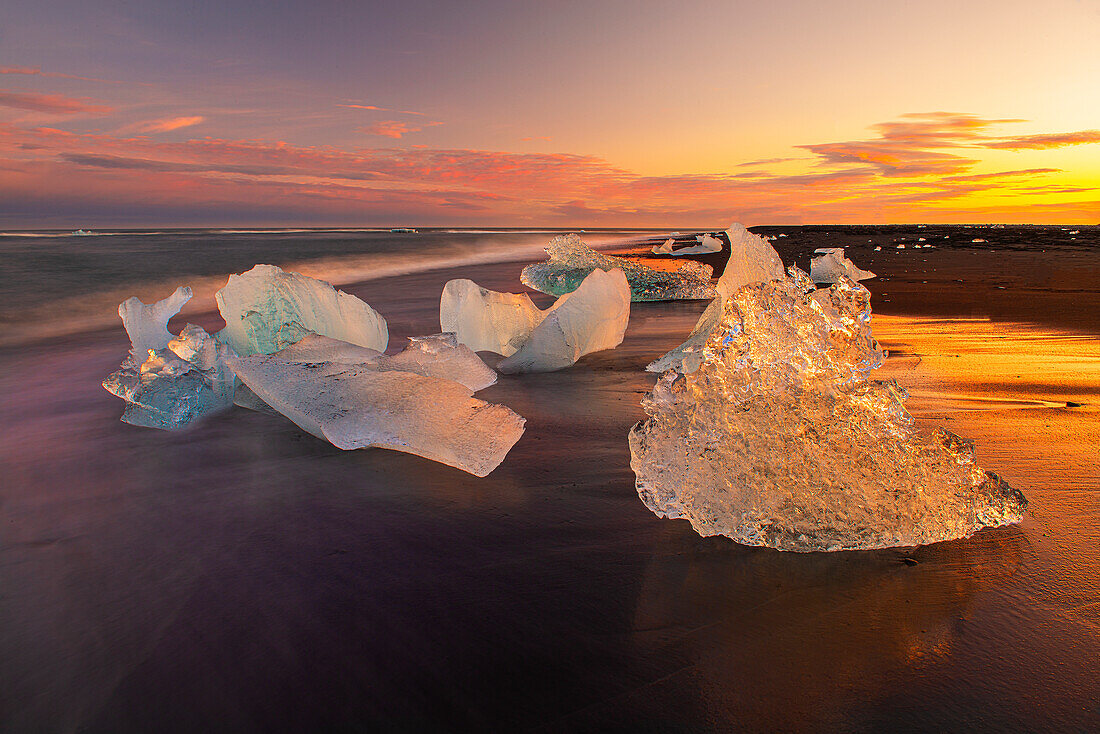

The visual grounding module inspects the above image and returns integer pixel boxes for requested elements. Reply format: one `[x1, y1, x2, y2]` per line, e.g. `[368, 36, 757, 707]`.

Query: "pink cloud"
[131, 116, 206, 133]
[0, 90, 112, 115]
[339, 103, 425, 116]
[0, 66, 130, 85]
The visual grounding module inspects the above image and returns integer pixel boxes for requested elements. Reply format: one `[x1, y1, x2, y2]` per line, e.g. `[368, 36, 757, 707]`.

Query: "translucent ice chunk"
[272, 332, 497, 392]
[647, 224, 785, 373]
[215, 264, 388, 356]
[810, 248, 875, 284]
[651, 238, 675, 254]
[498, 268, 630, 374]
[521, 234, 715, 302]
[660, 233, 722, 256]
[103, 322, 236, 430]
[439, 279, 545, 357]
[228, 353, 525, 477]
[118, 286, 192, 364]
[629, 269, 1027, 551]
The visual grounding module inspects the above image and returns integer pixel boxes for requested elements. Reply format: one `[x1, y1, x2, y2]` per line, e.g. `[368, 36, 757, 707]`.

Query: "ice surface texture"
[498, 268, 631, 374]
[215, 264, 388, 356]
[521, 234, 715, 302]
[648, 224, 786, 374]
[104, 289, 236, 429]
[629, 267, 1027, 551]
[440, 279, 544, 357]
[810, 248, 876, 284]
[229, 347, 524, 477]
[273, 332, 497, 392]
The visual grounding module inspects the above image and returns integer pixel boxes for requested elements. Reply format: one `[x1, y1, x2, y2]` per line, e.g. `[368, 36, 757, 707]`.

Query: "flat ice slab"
[229, 351, 524, 477]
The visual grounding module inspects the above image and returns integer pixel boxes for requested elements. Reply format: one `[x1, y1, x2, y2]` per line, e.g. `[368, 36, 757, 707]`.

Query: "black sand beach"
[1, 232, 1098, 732]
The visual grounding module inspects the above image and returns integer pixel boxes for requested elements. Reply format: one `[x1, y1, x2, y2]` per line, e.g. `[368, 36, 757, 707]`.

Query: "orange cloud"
[131, 116, 205, 133]
[0, 90, 112, 115]
[983, 130, 1100, 150]
[0, 111, 1094, 226]
[359, 120, 442, 138]
[339, 103, 425, 116]
[0, 66, 130, 85]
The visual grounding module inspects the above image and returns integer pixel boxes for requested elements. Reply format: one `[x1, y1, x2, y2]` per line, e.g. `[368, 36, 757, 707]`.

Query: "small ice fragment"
[228, 353, 524, 477]
[629, 269, 1027, 551]
[874, 246, 882, 251]
[809, 248, 875, 284]
[215, 264, 388, 356]
[660, 233, 722, 256]
[498, 268, 631, 374]
[897, 244, 906, 249]
[520, 234, 715, 302]
[118, 286, 192, 363]
[972, 238, 987, 243]
[440, 279, 544, 356]
[272, 332, 497, 392]
[651, 238, 676, 254]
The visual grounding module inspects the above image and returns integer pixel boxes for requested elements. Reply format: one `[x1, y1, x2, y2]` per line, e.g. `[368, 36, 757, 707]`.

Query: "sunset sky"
[1, 0, 1097, 227]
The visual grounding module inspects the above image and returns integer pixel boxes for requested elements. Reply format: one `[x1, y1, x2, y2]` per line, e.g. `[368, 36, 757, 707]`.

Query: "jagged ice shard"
[496, 268, 631, 374]
[215, 264, 388, 356]
[228, 349, 524, 477]
[648, 223, 786, 374]
[810, 247, 876, 284]
[521, 234, 715, 302]
[104, 288, 236, 430]
[629, 266, 1027, 552]
[440, 278, 544, 357]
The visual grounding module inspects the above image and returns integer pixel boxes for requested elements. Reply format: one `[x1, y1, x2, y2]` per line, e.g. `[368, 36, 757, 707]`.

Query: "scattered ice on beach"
[651, 238, 676, 254]
[521, 234, 715, 302]
[104, 295, 236, 430]
[273, 332, 497, 392]
[647, 224, 784, 374]
[228, 350, 524, 477]
[874, 246, 882, 251]
[118, 286, 193, 362]
[440, 279, 544, 356]
[215, 264, 388, 356]
[498, 268, 630, 374]
[629, 266, 1027, 551]
[656, 233, 722, 256]
[918, 237, 926, 242]
[809, 248, 875, 284]
[896, 244, 906, 249]
[972, 238, 987, 243]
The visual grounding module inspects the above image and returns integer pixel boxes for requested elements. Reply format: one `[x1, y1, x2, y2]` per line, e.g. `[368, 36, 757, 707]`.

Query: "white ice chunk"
[647, 224, 785, 374]
[498, 268, 631, 374]
[809, 248, 876, 284]
[215, 264, 387, 356]
[273, 332, 497, 392]
[118, 286, 192, 364]
[629, 268, 1027, 551]
[228, 354, 525, 477]
[440, 278, 545, 357]
[651, 238, 676, 254]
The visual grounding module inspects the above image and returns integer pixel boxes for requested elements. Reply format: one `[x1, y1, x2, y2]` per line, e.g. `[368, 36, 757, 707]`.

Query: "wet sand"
[1, 258, 1098, 732]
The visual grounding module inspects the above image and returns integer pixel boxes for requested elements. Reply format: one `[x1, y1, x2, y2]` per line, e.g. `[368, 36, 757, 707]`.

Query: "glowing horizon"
[1, 0, 1097, 227]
